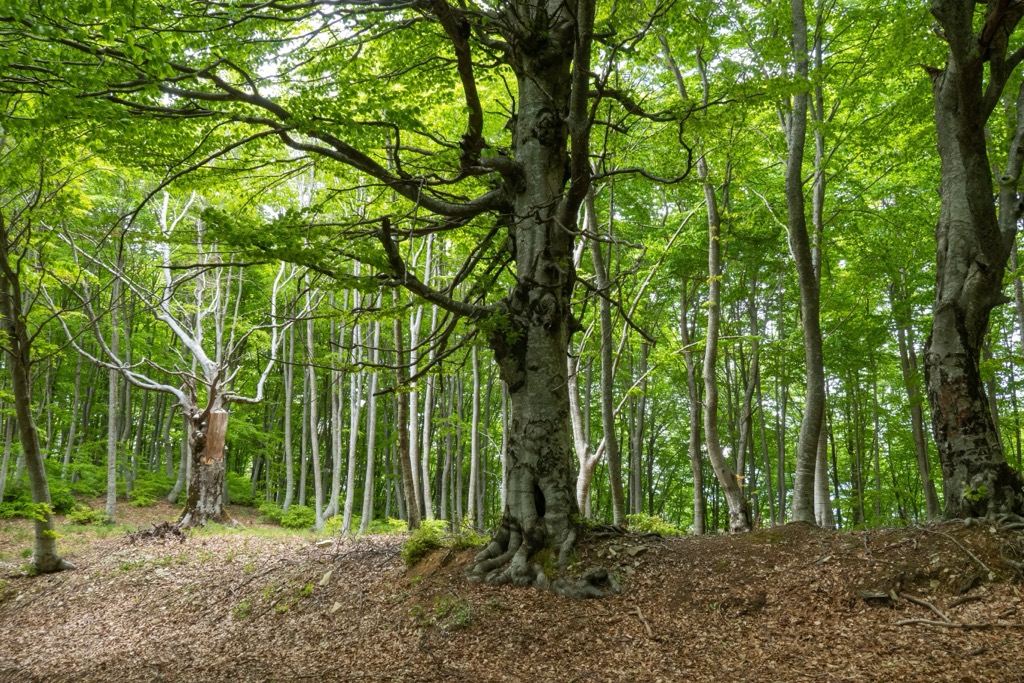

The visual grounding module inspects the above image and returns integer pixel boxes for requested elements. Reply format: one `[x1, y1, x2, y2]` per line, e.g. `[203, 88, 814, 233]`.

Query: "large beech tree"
[3, 0, 690, 591]
[926, 0, 1024, 518]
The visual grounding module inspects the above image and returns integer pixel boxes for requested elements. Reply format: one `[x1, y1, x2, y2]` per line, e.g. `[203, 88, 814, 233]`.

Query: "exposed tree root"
[468, 518, 619, 598]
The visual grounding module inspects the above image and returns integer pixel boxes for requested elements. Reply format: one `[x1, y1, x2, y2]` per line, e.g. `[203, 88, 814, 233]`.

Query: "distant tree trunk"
[393, 299, 419, 530]
[61, 353, 82, 480]
[105, 273, 121, 522]
[306, 289, 325, 530]
[359, 316, 381, 534]
[0, 416, 12, 504]
[342, 320, 363, 534]
[282, 316, 296, 512]
[925, 0, 1024, 518]
[467, 344, 481, 529]
[630, 342, 649, 516]
[891, 282, 941, 520]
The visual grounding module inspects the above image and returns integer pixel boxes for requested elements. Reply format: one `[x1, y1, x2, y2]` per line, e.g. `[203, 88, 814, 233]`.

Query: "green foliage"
[626, 513, 684, 536]
[400, 521, 445, 567]
[232, 599, 252, 621]
[258, 500, 284, 524]
[67, 504, 108, 525]
[368, 518, 408, 535]
[66, 460, 106, 497]
[280, 504, 316, 530]
[226, 472, 254, 507]
[128, 471, 172, 508]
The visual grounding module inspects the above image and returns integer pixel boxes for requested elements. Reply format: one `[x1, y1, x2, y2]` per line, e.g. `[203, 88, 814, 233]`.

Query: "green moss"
[625, 513, 683, 536]
[400, 523, 444, 567]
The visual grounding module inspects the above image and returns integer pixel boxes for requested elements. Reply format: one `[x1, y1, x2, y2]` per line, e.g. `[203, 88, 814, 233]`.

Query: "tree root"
[468, 520, 619, 598]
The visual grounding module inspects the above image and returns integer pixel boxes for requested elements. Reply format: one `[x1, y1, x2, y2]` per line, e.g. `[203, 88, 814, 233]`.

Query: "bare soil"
[1, 501, 1024, 682]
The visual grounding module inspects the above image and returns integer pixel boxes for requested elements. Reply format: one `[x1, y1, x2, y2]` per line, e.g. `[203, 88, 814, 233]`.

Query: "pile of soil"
[1, 504, 1022, 682]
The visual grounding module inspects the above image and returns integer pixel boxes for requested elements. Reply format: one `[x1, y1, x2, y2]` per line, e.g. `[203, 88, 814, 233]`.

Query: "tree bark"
[680, 281, 706, 535]
[787, 0, 825, 525]
[925, 0, 1024, 518]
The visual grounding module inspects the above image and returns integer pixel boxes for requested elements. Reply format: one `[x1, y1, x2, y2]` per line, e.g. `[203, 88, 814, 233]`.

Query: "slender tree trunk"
[359, 316, 381, 534]
[892, 284, 942, 520]
[342, 321, 363, 534]
[699, 145, 750, 534]
[105, 274, 121, 522]
[589, 201, 625, 525]
[0, 416, 13, 505]
[680, 282, 706, 535]
[393, 297, 420, 530]
[282, 317, 296, 512]
[306, 290, 325, 530]
[467, 344, 481, 529]
[787, 0, 825, 525]
[61, 353, 82, 480]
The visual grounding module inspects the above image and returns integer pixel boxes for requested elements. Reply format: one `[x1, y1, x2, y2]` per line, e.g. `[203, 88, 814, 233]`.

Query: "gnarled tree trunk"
[925, 0, 1024, 518]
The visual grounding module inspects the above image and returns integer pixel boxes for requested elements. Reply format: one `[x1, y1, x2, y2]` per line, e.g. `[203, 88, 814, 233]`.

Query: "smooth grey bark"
[925, 0, 1024, 518]
[467, 344, 481, 528]
[325, 297, 343, 520]
[358, 316, 381, 534]
[629, 343, 649, 516]
[306, 289, 325, 530]
[589, 196, 625, 526]
[341, 318, 363, 534]
[282, 310, 296, 512]
[393, 297, 420, 530]
[61, 353, 82, 480]
[786, 0, 825, 525]
[891, 282, 941, 520]
[698, 146, 750, 534]
[105, 272, 121, 522]
[680, 281, 706, 535]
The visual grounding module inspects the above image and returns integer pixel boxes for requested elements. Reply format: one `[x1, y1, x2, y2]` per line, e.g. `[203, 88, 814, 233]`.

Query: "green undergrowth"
[625, 513, 684, 536]
[401, 520, 488, 567]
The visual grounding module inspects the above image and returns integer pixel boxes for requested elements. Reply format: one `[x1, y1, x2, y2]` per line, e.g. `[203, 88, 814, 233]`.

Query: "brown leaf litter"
[1, 504, 1023, 682]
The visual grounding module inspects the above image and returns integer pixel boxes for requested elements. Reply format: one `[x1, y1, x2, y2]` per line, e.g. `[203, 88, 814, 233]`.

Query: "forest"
[0, 0, 1023, 600]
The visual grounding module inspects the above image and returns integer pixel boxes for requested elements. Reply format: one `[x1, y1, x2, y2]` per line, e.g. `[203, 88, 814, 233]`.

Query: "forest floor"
[1, 503, 1024, 682]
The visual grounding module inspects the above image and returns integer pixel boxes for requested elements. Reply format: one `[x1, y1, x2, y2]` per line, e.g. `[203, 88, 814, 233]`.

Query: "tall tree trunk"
[891, 282, 941, 520]
[680, 281, 706, 535]
[0, 228, 72, 573]
[105, 274, 121, 522]
[359, 316, 381, 534]
[306, 290, 325, 530]
[342, 320, 363, 534]
[467, 344, 481, 529]
[787, 0, 825, 525]
[698, 144, 750, 534]
[590, 195, 625, 526]
[393, 297, 420, 530]
[178, 405, 231, 528]
[282, 315, 296, 512]
[925, 0, 1024, 518]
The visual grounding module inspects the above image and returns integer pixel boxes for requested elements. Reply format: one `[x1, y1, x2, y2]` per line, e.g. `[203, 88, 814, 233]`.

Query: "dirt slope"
[1, 504, 1023, 682]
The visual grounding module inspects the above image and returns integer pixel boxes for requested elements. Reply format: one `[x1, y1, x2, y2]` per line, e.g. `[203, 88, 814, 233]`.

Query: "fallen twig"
[895, 618, 1024, 630]
[903, 593, 951, 622]
[633, 605, 653, 637]
[948, 594, 984, 609]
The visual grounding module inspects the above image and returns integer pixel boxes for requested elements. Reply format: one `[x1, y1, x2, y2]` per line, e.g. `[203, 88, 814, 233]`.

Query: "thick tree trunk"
[925, 0, 1024, 518]
[469, 3, 604, 595]
[393, 302, 420, 530]
[178, 408, 231, 528]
